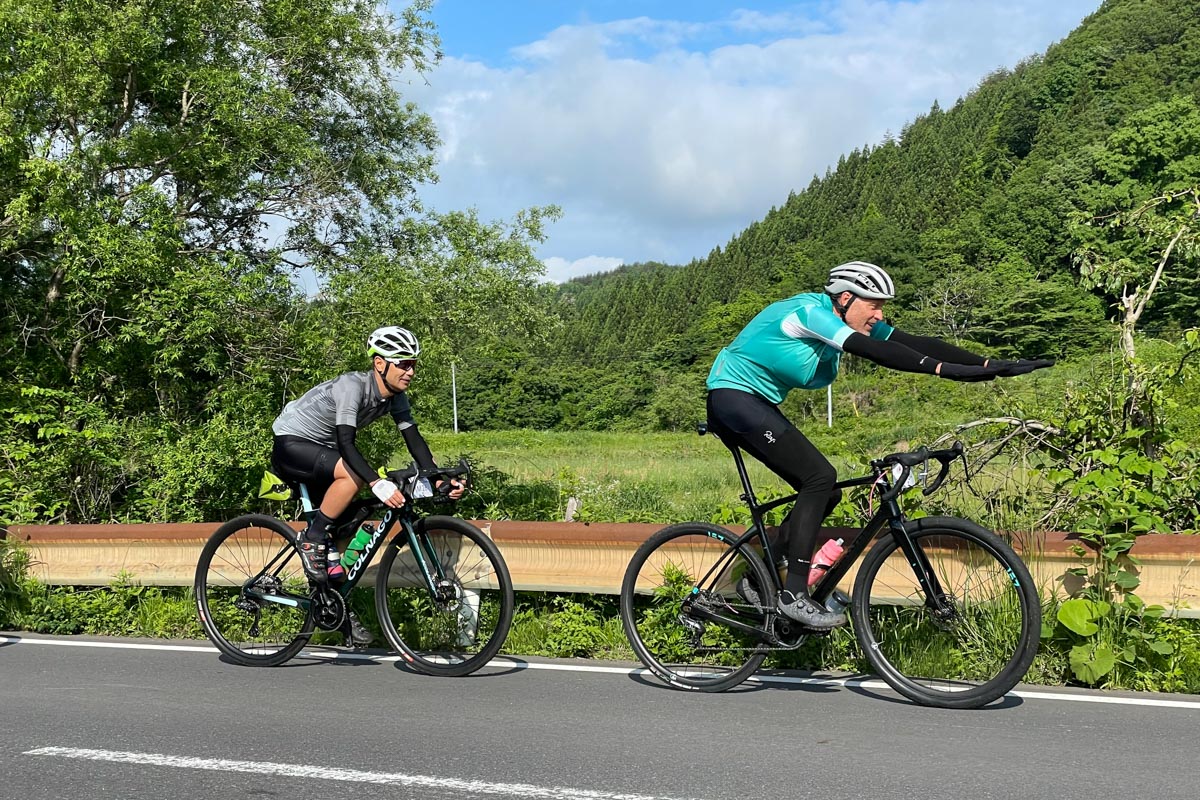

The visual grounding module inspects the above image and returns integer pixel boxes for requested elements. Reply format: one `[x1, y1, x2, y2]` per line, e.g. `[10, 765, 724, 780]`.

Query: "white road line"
[23, 746, 701, 800]
[5, 634, 1200, 710]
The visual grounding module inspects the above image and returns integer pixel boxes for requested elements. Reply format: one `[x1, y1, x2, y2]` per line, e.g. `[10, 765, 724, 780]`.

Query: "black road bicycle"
[620, 427, 1040, 708]
[195, 461, 514, 676]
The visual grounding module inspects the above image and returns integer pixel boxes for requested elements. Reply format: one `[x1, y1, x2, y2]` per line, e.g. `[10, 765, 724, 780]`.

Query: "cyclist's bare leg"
[293, 459, 365, 585]
[303, 459, 364, 543]
[319, 459, 365, 517]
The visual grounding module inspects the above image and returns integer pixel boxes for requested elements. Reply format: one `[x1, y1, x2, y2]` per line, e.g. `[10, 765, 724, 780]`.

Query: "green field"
[423, 429, 795, 524]
[420, 427, 1054, 535]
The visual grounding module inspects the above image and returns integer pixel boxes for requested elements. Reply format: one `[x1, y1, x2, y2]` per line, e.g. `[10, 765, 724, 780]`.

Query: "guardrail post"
[457, 589, 481, 646]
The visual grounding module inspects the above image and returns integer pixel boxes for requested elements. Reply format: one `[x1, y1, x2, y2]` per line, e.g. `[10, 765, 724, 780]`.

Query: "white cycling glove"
[371, 479, 399, 503]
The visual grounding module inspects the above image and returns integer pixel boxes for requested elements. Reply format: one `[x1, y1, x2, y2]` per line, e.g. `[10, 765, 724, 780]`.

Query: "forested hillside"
[2, 0, 1197, 526]
[454, 0, 1200, 432]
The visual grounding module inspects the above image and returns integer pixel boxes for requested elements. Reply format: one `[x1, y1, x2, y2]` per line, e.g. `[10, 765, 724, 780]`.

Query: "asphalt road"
[2, 633, 1198, 800]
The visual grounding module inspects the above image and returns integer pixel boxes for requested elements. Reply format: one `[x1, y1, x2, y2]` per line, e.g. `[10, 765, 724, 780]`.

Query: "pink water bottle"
[808, 538, 845, 587]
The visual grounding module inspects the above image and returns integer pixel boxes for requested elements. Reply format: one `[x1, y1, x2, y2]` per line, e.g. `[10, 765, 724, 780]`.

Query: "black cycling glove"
[996, 358, 1055, 377]
[938, 363, 1005, 382]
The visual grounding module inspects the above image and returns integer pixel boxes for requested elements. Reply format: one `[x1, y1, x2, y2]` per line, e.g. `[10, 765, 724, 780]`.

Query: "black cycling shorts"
[271, 435, 340, 504]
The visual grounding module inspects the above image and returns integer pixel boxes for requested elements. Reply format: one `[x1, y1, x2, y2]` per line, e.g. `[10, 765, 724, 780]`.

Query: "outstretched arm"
[842, 333, 1003, 381]
[886, 329, 1055, 376]
[887, 329, 988, 366]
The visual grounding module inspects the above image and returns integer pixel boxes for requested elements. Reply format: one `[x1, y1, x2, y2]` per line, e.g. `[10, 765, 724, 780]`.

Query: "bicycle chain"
[685, 594, 823, 651]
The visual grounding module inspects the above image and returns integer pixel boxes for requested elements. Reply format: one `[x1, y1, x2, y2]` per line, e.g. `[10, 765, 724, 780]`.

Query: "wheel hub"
[433, 579, 463, 610]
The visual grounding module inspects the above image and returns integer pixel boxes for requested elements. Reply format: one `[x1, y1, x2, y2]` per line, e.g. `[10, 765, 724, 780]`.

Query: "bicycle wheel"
[620, 522, 774, 692]
[851, 516, 1040, 708]
[195, 514, 314, 666]
[375, 516, 514, 677]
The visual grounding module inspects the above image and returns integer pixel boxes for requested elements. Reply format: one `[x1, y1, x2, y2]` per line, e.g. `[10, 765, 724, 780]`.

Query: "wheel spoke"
[195, 516, 314, 666]
[853, 519, 1039, 707]
[375, 519, 514, 676]
[621, 523, 771, 692]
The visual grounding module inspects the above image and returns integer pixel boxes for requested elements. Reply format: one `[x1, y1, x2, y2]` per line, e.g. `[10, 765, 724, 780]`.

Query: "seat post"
[298, 484, 317, 523]
[701, 422, 761, 515]
[724, 444, 759, 508]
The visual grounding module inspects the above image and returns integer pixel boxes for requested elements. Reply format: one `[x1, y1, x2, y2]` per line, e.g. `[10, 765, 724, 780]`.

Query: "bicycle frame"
[241, 495, 447, 613]
[684, 442, 951, 637]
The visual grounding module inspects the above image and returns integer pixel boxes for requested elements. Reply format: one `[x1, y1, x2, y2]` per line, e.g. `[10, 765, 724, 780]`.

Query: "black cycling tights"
[706, 389, 841, 596]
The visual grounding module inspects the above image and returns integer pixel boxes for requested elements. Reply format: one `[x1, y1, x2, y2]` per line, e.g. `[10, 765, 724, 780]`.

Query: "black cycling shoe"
[777, 590, 847, 630]
[343, 610, 373, 647]
[296, 539, 329, 585]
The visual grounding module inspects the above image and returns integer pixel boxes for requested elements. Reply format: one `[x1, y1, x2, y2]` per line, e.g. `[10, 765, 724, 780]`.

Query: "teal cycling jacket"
[706, 292, 894, 405]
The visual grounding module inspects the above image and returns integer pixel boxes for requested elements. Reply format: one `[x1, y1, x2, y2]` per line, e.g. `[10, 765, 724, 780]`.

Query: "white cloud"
[542, 255, 625, 283]
[402, 1, 1100, 280]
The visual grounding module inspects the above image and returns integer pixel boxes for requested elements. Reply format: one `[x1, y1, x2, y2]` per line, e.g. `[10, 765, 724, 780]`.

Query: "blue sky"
[430, 1, 815, 63]
[391, 1, 1102, 282]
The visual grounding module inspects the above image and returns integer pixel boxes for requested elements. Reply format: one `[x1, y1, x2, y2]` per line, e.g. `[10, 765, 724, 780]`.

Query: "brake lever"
[922, 460, 950, 496]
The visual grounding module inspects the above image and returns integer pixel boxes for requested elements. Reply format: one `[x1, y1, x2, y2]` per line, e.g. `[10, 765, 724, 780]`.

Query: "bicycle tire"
[195, 514, 315, 666]
[375, 516, 514, 677]
[851, 516, 1040, 708]
[620, 522, 774, 692]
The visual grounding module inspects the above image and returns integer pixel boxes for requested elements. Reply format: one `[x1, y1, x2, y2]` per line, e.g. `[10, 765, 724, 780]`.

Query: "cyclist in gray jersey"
[271, 326, 464, 593]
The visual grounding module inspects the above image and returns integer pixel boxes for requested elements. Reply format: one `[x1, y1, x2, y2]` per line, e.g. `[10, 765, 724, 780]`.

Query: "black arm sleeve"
[335, 424, 378, 485]
[401, 424, 436, 471]
[842, 332, 941, 374]
[888, 329, 987, 366]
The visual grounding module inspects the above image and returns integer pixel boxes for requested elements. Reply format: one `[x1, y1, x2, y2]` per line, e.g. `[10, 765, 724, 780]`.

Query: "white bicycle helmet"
[824, 261, 895, 300]
[367, 326, 420, 359]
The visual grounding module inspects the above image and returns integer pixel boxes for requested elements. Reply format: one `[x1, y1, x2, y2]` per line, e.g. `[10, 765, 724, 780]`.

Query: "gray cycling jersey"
[272, 371, 414, 448]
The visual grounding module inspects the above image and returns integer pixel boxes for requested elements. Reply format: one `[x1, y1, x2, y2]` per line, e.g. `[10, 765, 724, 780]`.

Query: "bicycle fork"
[401, 517, 481, 645]
[888, 519, 954, 616]
[401, 518, 449, 599]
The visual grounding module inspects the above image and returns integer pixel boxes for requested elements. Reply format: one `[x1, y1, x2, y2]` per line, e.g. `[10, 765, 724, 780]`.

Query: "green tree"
[1070, 97, 1200, 427]
[303, 206, 563, 429]
[0, 0, 443, 522]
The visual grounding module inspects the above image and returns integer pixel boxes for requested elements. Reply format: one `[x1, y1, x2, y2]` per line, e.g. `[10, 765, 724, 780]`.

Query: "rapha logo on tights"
[764, 430, 777, 444]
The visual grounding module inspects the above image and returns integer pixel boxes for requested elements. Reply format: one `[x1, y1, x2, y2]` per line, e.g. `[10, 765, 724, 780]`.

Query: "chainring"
[312, 589, 347, 631]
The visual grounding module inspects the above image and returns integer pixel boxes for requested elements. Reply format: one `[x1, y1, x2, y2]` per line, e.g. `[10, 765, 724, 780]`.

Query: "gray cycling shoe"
[777, 590, 847, 630]
[735, 538, 787, 608]
[735, 574, 763, 607]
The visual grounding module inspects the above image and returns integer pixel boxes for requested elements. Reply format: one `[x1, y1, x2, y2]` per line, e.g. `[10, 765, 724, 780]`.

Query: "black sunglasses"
[383, 357, 417, 372]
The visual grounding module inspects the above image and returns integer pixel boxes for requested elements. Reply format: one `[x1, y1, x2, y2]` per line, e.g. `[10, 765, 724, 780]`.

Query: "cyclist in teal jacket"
[706, 261, 1052, 630]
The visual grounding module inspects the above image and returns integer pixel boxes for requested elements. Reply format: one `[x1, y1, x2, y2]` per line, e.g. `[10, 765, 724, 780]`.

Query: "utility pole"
[451, 361, 459, 434]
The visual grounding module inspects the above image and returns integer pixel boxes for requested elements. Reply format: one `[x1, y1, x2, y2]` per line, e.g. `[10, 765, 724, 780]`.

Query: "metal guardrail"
[7, 521, 1200, 614]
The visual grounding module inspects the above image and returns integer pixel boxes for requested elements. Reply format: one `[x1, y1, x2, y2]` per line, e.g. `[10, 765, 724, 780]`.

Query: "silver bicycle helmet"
[367, 326, 421, 359]
[824, 261, 895, 300]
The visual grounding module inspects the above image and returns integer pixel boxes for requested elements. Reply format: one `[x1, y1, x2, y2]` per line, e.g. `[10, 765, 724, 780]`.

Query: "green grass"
[421, 428, 1059, 537]
[424, 428, 921, 525]
[424, 429, 800, 524]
